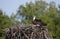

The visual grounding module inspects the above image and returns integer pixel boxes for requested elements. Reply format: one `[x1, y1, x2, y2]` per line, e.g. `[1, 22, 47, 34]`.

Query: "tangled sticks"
[5, 25, 51, 39]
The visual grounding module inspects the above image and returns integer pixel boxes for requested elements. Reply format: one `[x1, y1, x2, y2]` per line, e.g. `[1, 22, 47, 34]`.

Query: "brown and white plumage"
[32, 16, 47, 26]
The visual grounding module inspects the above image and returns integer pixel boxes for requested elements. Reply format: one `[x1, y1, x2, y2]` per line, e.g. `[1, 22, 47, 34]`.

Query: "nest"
[5, 25, 51, 39]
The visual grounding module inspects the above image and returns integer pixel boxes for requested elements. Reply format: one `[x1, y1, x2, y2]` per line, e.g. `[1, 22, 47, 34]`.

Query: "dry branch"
[5, 25, 52, 39]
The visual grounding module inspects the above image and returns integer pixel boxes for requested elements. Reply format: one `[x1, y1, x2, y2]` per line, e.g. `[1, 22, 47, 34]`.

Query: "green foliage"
[17, 0, 60, 39]
[0, 10, 13, 38]
[0, 0, 60, 39]
[17, 0, 48, 23]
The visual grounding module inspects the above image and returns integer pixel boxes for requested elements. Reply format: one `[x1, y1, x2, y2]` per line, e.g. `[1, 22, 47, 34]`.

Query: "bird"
[32, 16, 47, 26]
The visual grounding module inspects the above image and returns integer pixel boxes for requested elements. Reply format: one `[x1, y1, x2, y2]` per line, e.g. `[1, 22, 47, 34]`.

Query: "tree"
[16, 0, 60, 39]
[17, 0, 48, 24]
[0, 10, 12, 38]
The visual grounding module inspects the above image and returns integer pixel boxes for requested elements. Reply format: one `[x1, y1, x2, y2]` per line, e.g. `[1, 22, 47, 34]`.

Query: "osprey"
[32, 16, 47, 26]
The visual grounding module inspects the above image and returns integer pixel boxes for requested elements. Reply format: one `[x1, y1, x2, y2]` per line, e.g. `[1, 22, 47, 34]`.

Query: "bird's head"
[33, 16, 36, 21]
